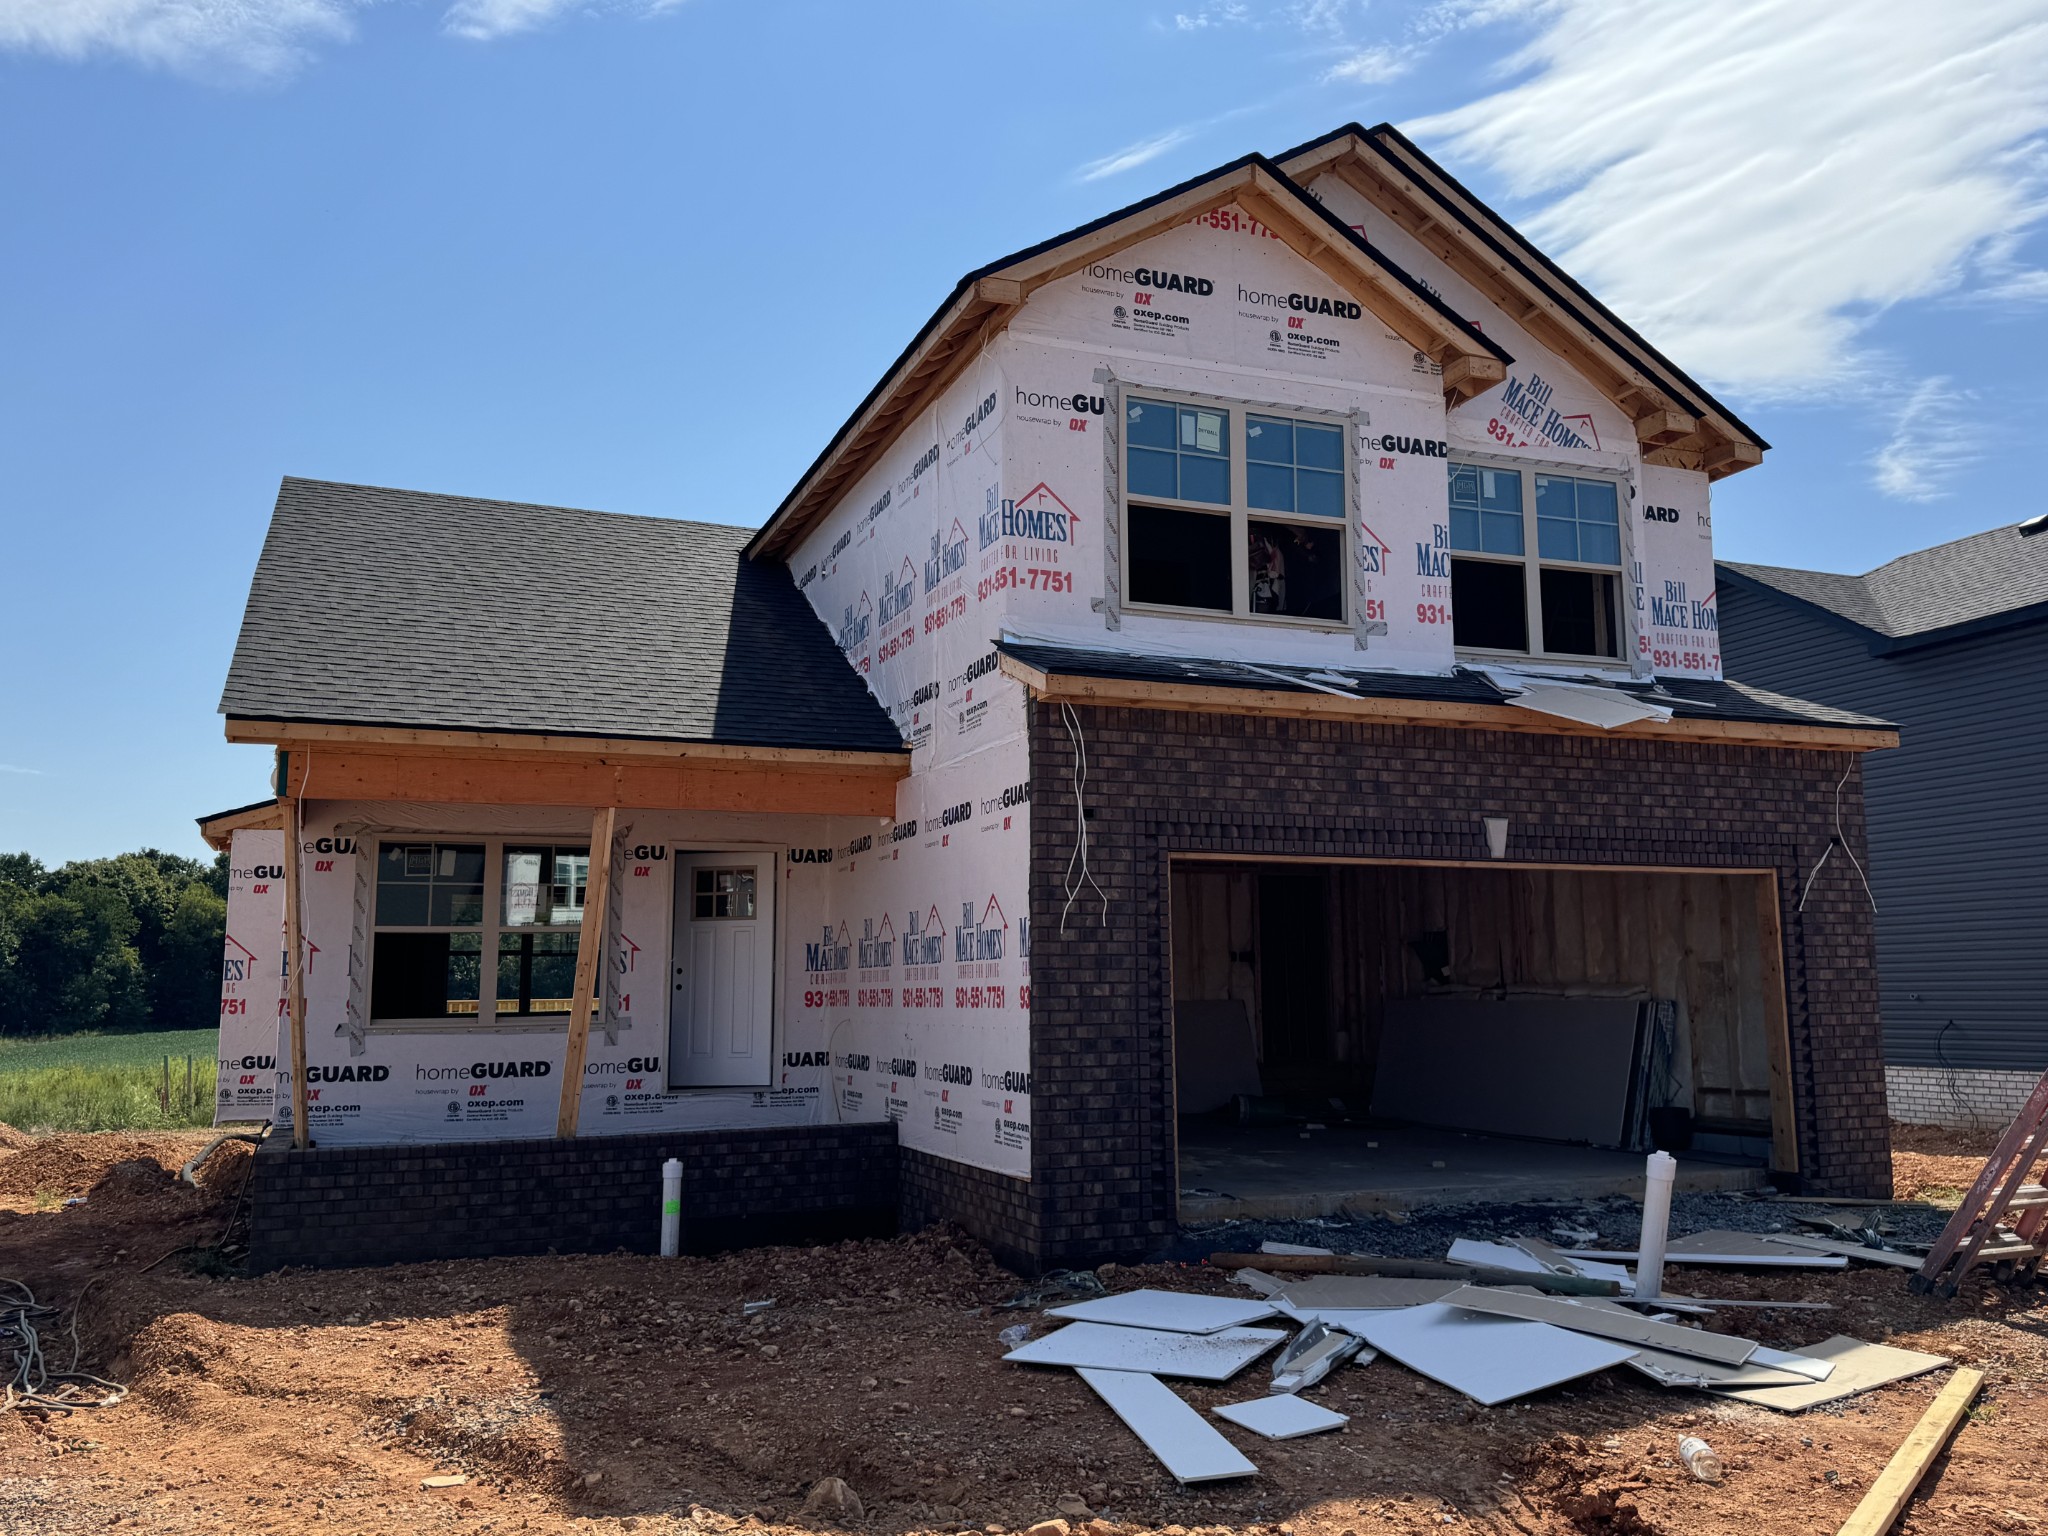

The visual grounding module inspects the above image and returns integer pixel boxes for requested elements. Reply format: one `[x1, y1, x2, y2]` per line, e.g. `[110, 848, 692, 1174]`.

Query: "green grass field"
[0, 1029, 221, 1133]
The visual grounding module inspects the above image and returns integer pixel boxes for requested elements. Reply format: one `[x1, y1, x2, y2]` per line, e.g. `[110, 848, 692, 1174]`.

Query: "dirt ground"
[1, 1125, 2044, 1536]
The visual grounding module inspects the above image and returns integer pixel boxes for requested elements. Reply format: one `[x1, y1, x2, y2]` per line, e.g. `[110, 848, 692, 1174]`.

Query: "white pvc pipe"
[659, 1157, 683, 1258]
[1636, 1150, 1677, 1299]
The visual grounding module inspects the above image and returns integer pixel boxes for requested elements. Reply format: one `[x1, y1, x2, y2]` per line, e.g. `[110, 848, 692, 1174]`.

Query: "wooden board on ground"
[1835, 1367, 1985, 1536]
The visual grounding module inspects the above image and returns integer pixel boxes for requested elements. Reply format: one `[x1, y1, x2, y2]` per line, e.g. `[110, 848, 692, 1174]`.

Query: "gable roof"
[1719, 520, 2048, 653]
[746, 150, 1514, 561]
[220, 478, 905, 753]
[1275, 123, 1767, 479]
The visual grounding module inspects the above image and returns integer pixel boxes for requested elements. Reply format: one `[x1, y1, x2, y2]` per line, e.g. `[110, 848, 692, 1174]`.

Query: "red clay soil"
[0, 1126, 2045, 1536]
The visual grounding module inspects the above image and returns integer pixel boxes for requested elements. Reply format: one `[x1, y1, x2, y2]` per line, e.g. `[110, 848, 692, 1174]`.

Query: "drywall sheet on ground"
[1048, 1290, 1278, 1334]
[1276, 1277, 1464, 1310]
[1441, 1286, 1756, 1365]
[216, 828, 285, 1123]
[1565, 1231, 1848, 1268]
[1346, 1303, 1636, 1406]
[1213, 1395, 1347, 1439]
[1005, 1322, 1287, 1381]
[1707, 1337, 1950, 1411]
[1077, 1370, 1258, 1483]
[1373, 998, 1643, 1145]
[1173, 1000, 1261, 1114]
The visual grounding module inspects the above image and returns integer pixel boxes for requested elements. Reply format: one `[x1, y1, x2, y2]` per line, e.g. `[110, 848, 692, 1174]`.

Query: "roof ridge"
[277, 475, 756, 539]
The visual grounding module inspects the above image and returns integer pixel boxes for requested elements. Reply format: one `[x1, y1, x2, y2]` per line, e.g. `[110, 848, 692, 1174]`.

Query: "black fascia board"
[746, 147, 1507, 560]
[1277, 121, 1770, 453]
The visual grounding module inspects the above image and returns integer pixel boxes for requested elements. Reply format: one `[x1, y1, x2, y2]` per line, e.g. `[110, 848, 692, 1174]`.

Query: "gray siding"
[1719, 579, 2048, 1073]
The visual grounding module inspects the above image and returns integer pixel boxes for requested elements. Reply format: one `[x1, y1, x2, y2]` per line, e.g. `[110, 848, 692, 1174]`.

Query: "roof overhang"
[196, 797, 287, 852]
[748, 154, 1512, 562]
[997, 654, 1897, 752]
[1277, 125, 1768, 481]
[227, 719, 912, 819]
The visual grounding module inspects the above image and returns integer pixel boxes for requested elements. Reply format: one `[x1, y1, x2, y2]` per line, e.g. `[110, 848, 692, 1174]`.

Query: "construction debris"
[1437, 1285, 1759, 1365]
[1268, 1319, 1366, 1392]
[1912, 1068, 2048, 1296]
[1213, 1393, 1348, 1439]
[1076, 1368, 1257, 1483]
[1563, 1229, 1849, 1267]
[1210, 1250, 1621, 1296]
[1835, 1368, 1985, 1535]
[1046, 1289, 1277, 1334]
[1705, 1336, 1951, 1411]
[1338, 1302, 1637, 1406]
[1002, 1321, 1287, 1380]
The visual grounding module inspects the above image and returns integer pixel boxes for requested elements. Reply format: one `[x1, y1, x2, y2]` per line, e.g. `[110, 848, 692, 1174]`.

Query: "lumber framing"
[1754, 875, 1802, 1175]
[1835, 1368, 1984, 1536]
[999, 656, 1899, 753]
[752, 157, 1509, 559]
[197, 799, 286, 852]
[280, 787, 311, 1149]
[271, 746, 901, 817]
[1279, 130, 1768, 480]
[556, 805, 618, 1139]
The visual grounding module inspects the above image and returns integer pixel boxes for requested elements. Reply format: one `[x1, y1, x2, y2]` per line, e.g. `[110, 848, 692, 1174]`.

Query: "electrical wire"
[1798, 759, 1878, 913]
[1, 1277, 126, 1414]
[1058, 701, 1108, 934]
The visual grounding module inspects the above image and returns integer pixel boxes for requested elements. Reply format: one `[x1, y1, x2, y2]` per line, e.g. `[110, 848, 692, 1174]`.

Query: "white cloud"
[1326, 42, 1412, 84]
[0, 0, 361, 81]
[0, 764, 44, 776]
[1406, 0, 2048, 395]
[1870, 377, 1983, 502]
[1174, 4, 1250, 31]
[1075, 127, 1198, 183]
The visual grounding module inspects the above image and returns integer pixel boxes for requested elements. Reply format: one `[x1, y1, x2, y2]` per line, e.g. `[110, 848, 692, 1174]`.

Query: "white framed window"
[1122, 389, 1350, 626]
[1446, 460, 1625, 660]
[368, 839, 593, 1028]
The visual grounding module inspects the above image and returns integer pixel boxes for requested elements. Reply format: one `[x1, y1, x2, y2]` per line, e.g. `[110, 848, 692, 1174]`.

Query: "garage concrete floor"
[1177, 1120, 1767, 1223]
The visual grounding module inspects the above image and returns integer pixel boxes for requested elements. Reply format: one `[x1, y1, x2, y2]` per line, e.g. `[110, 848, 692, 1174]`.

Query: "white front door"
[668, 852, 776, 1087]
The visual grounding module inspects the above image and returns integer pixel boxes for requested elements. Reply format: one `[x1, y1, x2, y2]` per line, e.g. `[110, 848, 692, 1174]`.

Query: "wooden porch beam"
[275, 747, 903, 817]
[556, 805, 618, 1139]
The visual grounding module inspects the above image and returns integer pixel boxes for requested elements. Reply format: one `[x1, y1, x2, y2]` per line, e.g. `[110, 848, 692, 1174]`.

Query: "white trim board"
[1077, 1370, 1258, 1483]
[1048, 1290, 1279, 1334]
[1004, 1322, 1287, 1381]
[1342, 1303, 1637, 1406]
[1213, 1394, 1348, 1439]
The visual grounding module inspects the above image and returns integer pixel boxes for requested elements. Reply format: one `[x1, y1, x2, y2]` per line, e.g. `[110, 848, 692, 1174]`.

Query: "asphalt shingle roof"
[220, 478, 906, 753]
[1722, 520, 2048, 644]
[996, 640, 1889, 731]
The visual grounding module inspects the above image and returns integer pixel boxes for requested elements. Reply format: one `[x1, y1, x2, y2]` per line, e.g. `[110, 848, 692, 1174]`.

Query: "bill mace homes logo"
[857, 914, 897, 971]
[956, 896, 1007, 963]
[926, 520, 970, 593]
[980, 482, 1077, 549]
[879, 558, 918, 625]
[837, 593, 872, 657]
[903, 905, 947, 968]
[1493, 372, 1601, 453]
[805, 922, 851, 974]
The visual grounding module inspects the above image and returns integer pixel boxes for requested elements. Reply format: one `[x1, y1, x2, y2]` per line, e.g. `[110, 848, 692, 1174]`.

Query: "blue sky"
[5, 0, 2047, 863]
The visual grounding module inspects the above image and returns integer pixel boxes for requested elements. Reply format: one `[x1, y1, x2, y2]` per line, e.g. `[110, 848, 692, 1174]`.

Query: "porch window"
[1448, 463, 1623, 659]
[1124, 392, 1349, 625]
[369, 838, 593, 1026]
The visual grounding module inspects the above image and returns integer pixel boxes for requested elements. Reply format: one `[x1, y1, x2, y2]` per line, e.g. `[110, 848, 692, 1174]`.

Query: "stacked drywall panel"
[215, 827, 285, 1124]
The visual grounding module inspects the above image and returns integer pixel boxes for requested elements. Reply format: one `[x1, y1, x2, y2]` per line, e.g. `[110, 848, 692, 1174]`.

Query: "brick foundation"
[245, 1122, 899, 1271]
[1022, 704, 1891, 1269]
[1887, 1064, 2045, 1130]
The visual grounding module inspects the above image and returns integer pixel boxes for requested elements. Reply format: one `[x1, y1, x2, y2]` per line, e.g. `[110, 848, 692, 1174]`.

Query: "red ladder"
[1911, 1068, 2048, 1297]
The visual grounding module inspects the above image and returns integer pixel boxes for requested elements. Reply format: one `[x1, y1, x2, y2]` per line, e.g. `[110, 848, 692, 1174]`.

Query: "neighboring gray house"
[1718, 516, 2048, 1126]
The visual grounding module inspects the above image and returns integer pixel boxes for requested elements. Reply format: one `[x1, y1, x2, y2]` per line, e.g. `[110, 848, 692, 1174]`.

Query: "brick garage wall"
[1887, 1064, 2046, 1130]
[246, 1122, 899, 1271]
[1023, 704, 1890, 1269]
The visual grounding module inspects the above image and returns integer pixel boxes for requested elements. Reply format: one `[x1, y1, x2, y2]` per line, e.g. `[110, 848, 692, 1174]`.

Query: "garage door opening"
[1169, 858, 1796, 1222]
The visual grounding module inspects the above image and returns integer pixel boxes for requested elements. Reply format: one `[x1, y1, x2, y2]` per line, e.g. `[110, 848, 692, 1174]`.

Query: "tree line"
[0, 850, 227, 1037]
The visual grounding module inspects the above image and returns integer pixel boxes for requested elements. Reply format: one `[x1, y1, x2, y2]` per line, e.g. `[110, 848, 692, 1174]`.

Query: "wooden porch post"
[556, 805, 618, 1138]
[280, 779, 311, 1149]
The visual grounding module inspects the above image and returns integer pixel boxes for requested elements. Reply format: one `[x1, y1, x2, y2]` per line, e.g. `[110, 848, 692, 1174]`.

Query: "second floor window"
[1124, 393, 1349, 624]
[1447, 462, 1623, 659]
